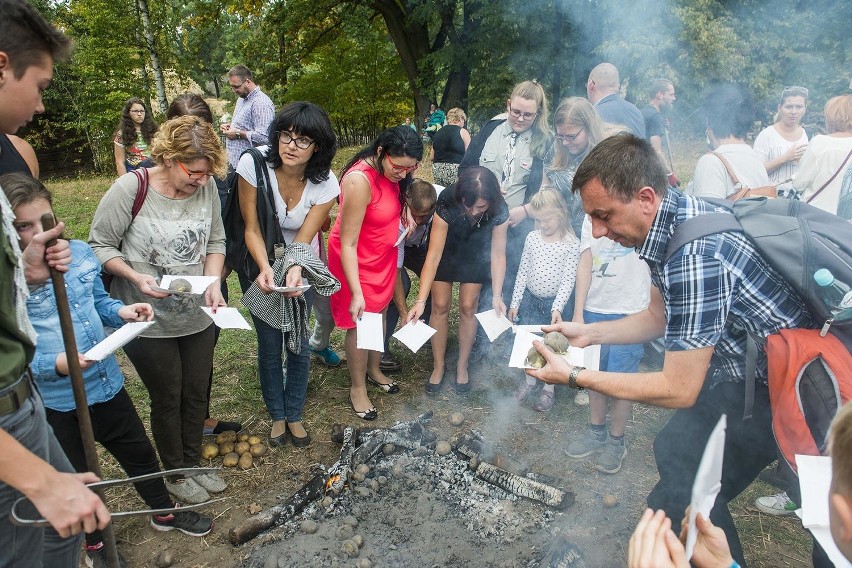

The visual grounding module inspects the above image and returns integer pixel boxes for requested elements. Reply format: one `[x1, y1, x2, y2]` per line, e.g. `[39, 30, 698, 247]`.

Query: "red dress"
[328, 160, 401, 329]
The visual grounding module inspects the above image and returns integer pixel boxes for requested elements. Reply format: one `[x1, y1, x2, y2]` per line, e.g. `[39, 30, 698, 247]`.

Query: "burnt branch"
[474, 462, 574, 510]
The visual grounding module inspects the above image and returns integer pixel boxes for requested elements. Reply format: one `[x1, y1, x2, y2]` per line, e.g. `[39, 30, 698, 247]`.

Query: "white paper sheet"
[809, 525, 851, 568]
[83, 321, 155, 361]
[201, 307, 252, 330]
[394, 230, 407, 247]
[508, 332, 601, 370]
[798, 454, 833, 527]
[270, 284, 311, 294]
[512, 324, 546, 334]
[152, 275, 219, 295]
[475, 309, 513, 342]
[392, 320, 437, 353]
[356, 312, 384, 352]
[685, 414, 727, 560]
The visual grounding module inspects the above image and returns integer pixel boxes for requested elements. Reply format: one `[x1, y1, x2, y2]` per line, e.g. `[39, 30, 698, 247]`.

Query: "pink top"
[327, 160, 401, 328]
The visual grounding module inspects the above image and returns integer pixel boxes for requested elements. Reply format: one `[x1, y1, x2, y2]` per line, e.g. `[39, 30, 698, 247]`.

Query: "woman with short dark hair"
[407, 166, 509, 394]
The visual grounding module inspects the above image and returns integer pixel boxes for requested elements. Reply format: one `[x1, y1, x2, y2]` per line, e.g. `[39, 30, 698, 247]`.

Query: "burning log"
[326, 426, 356, 496]
[474, 462, 574, 510]
[228, 473, 326, 546]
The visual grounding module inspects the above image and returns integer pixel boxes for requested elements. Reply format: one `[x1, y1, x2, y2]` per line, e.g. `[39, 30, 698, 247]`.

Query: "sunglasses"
[386, 154, 419, 174]
[176, 161, 214, 181]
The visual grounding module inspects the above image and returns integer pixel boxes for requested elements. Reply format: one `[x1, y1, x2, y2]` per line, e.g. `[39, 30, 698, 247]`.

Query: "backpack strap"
[129, 167, 149, 219]
[806, 148, 852, 204]
[665, 212, 742, 261]
[711, 151, 741, 187]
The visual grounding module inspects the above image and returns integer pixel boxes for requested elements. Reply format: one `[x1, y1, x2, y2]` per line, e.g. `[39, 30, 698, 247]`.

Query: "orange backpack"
[767, 328, 852, 473]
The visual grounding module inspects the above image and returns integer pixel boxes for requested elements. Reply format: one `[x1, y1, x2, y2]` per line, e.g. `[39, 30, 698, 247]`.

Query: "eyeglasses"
[229, 79, 246, 90]
[555, 129, 583, 142]
[176, 161, 214, 180]
[278, 132, 315, 150]
[130, 109, 146, 114]
[385, 154, 419, 174]
[509, 107, 538, 121]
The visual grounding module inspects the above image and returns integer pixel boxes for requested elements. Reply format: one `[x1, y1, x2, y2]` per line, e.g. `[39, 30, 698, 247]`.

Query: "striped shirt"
[637, 189, 812, 387]
[226, 87, 275, 169]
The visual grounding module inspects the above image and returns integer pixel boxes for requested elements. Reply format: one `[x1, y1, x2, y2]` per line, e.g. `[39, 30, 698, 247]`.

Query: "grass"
[43, 139, 812, 567]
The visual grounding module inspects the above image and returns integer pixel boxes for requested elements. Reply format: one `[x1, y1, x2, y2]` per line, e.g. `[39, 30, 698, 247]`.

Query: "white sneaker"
[755, 491, 798, 516]
[574, 391, 589, 406]
[165, 477, 210, 504]
[192, 471, 227, 493]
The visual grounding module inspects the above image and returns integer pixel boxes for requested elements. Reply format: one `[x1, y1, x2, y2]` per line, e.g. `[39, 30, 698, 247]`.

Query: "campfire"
[232, 412, 588, 567]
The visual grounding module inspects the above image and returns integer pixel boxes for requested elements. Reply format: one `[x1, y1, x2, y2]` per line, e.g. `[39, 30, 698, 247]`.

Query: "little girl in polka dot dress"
[508, 189, 579, 411]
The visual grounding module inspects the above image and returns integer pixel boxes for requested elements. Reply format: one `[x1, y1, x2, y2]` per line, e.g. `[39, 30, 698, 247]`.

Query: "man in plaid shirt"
[220, 65, 275, 175]
[529, 134, 812, 567]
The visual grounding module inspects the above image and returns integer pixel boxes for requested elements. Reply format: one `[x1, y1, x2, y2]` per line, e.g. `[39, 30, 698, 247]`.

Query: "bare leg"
[345, 328, 374, 412]
[428, 282, 452, 385]
[456, 283, 482, 384]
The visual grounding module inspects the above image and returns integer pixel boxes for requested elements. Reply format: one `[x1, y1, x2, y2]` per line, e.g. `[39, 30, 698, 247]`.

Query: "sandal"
[366, 373, 400, 394]
[349, 395, 378, 421]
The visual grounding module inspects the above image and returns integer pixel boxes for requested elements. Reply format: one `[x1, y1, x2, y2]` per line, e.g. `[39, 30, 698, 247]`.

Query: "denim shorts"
[583, 310, 643, 373]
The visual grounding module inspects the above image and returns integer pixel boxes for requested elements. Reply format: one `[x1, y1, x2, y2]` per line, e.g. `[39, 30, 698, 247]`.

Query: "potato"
[201, 443, 219, 460]
[221, 430, 237, 443]
[247, 435, 262, 445]
[526, 346, 546, 369]
[250, 443, 268, 457]
[543, 331, 569, 354]
[218, 442, 235, 456]
[222, 452, 239, 467]
[167, 278, 192, 293]
[235, 441, 251, 456]
[237, 433, 250, 443]
[238, 452, 253, 470]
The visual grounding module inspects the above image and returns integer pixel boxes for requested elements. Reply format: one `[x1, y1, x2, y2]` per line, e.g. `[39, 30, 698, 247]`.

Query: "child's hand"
[507, 308, 518, 322]
[118, 303, 153, 322]
[551, 310, 562, 324]
[55, 353, 94, 376]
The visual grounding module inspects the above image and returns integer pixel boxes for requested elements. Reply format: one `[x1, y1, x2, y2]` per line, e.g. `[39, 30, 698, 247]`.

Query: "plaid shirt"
[226, 86, 275, 169]
[637, 189, 812, 387]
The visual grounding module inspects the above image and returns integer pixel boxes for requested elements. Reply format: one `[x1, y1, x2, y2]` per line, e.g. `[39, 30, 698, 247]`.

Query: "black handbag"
[223, 148, 285, 281]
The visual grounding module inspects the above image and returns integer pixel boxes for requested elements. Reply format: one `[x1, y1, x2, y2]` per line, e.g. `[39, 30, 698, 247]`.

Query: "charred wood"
[541, 531, 584, 567]
[474, 462, 574, 509]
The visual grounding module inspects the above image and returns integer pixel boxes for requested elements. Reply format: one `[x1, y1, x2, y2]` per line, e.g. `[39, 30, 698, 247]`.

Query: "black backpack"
[222, 148, 285, 281]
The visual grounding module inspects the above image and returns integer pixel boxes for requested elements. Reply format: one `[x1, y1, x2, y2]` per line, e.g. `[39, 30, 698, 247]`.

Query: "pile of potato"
[201, 431, 267, 470]
[526, 331, 570, 369]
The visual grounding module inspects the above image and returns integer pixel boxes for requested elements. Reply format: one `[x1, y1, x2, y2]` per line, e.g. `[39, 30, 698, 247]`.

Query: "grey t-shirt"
[89, 172, 225, 338]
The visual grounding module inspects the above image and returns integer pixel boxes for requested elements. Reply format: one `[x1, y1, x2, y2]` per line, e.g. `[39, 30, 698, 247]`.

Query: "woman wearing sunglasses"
[89, 115, 229, 504]
[327, 126, 423, 420]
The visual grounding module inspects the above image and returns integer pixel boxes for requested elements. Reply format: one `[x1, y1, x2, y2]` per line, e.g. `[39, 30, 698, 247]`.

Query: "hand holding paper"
[201, 307, 252, 330]
[84, 321, 155, 361]
[356, 312, 384, 352]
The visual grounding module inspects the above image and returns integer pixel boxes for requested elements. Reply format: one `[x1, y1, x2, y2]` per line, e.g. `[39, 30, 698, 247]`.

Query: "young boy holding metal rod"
[2, 172, 215, 567]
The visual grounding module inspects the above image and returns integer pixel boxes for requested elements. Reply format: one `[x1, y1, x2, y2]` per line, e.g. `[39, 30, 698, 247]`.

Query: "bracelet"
[567, 366, 585, 390]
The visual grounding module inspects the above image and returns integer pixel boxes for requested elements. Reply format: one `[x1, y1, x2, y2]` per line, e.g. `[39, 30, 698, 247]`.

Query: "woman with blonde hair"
[430, 107, 471, 186]
[544, 97, 605, 236]
[90, 115, 228, 504]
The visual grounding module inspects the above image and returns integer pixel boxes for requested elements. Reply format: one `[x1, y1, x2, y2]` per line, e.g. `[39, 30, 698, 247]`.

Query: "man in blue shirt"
[586, 63, 646, 139]
[528, 134, 812, 567]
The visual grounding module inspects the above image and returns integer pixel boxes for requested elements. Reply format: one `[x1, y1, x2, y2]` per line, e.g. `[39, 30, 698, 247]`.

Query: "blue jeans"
[240, 273, 311, 422]
[0, 382, 82, 567]
[516, 289, 573, 324]
[583, 310, 643, 372]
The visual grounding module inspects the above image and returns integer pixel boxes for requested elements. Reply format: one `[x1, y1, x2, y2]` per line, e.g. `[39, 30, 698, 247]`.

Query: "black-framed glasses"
[229, 79, 246, 90]
[508, 107, 538, 121]
[555, 129, 583, 143]
[278, 132, 315, 150]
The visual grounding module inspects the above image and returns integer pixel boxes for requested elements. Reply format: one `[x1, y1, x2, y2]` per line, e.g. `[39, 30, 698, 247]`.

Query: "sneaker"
[574, 390, 589, 406]
[533, 389, 555, 412]
[192, 471, 227, 493]
[565, 430, 607, 459]
[85, 544, 128, 568]
[513, 383, 535, 402]
[379, 352, 402, 372]
[165, 476, 210, 505]
[151, 509, 214, 537]
[595, 436, 627, 474]
[311, 346, 341, 367]
[755, 491, 798, 516]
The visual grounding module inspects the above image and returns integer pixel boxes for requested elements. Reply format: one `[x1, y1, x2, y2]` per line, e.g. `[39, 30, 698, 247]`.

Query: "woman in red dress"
[328, 126, 423, 420]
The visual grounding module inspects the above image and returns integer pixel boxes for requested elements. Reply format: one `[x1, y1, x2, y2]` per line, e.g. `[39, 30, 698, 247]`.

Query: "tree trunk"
[137, 0, 167, 113]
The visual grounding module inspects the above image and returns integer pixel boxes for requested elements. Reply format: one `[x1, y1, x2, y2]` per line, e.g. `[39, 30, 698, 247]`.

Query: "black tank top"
[0, 134, 31, 175]
[432, 125, 465, 164]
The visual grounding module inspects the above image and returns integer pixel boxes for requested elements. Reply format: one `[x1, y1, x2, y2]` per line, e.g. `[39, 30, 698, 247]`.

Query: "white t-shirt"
[579, 216, 650, 315]
[237, 146, 340, 256]
[685, 144, 769, 200]
[752, 125, 808, 195]
[792, 135, 852, 215]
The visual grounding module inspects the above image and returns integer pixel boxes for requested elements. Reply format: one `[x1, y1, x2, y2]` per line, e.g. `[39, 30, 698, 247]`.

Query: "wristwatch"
[568, 366, 585, 390]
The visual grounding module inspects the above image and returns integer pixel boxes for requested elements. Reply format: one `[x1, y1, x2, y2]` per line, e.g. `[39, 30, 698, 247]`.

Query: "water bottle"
[814, 269, 852, 310]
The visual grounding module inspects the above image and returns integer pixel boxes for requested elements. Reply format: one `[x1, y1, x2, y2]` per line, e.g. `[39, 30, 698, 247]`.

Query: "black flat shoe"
[366, 374, 400, 394]
[203, 419, 243, 436]
[269, 431, 288, 447]
[424, 374, 444, 394]
[350, 395, 378, 421]
[454, 379, 472, 394]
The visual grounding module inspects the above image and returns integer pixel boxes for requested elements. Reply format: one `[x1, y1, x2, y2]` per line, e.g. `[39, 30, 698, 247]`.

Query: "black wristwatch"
[568, 366, 585, 390]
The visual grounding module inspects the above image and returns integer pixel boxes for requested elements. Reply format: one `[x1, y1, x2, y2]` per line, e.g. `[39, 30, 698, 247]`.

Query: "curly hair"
[118, 97, 158, 147]
[149, 115, 227, 177]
